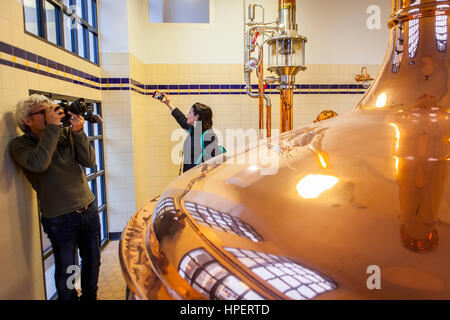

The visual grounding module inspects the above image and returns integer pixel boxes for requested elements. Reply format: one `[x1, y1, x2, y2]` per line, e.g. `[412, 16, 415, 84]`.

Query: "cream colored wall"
[100, 52, 135, 233]
[127, 0, 390, 65]
[0, 0, 101, 299]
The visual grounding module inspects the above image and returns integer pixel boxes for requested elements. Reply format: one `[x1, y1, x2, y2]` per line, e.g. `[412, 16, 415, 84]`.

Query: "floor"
[97, 240, 127, 300]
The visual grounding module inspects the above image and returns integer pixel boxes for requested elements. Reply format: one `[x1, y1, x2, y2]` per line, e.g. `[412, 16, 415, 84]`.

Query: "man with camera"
[9, 94, 101, 300]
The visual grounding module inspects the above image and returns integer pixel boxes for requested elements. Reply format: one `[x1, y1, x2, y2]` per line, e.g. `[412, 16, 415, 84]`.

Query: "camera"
[55, 98, 102, 127]
[152, 91, 165, 101]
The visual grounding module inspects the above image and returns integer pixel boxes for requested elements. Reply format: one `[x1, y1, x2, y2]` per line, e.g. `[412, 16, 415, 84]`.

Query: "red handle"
[252, 32, 259, 45]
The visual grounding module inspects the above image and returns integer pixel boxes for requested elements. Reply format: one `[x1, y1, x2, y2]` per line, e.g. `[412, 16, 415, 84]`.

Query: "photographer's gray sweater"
[9, 124, 95, 219]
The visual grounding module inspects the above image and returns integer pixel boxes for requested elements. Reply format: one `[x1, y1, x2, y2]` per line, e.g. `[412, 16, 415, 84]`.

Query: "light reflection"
[393, 155, 400, 175]
[317, 152, 327, 169]
[296, 174, 339, 199]
[376, 92, 387, 108]
[435, 0, 448, 52]
[389, 123, 400, 151]
[389, 123, 401, 175]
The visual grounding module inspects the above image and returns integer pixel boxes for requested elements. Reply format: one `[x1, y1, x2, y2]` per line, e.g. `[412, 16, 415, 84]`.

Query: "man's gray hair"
[15, 94, 52, 132]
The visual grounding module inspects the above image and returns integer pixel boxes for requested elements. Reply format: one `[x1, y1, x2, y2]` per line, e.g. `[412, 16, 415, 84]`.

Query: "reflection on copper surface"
[118, 197, 173, 300]
[317, 152, 328, 168]
[178, 248, 264, 300]
[392, 22, 404, 73]
[436, 8, 448, 51]
[376, 92, 388, 108]
[225, 247, 337, 300]
[184, 201, 264, 242]
[313, 110, 338, 123]
[408, 5, 420, 59]
[153, 197, 175, 221]
[153, 199, 186, 242]
[296, 174, 339, 199]
[389, 95, 449, 253]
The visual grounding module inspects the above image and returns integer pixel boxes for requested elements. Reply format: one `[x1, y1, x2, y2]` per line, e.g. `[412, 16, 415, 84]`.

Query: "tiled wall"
[0, 0, 101, 300]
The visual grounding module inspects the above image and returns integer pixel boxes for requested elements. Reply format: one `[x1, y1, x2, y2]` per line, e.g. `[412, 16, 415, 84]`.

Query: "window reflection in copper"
[178, 248, 264, 300]
[435, 1, 448, 52]
[392, 22, 405, 73]
[184, 201, 264, 242]
[408, 18, 420, 59]
[225, 247, 337, 300]
[153, 197, 176, 222]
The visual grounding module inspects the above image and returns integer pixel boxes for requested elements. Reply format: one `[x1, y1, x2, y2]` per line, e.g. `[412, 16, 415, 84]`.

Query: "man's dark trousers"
[41, 201, 101, 300]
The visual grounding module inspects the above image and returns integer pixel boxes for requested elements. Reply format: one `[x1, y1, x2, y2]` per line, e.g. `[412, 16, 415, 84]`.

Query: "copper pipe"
[280, 89, 293, 132]
[266, 99, 271, 138]
[258, 45, 265, 138]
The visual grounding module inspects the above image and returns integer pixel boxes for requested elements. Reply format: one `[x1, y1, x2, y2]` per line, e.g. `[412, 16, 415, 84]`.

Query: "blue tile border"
[0, 40, 367, 96]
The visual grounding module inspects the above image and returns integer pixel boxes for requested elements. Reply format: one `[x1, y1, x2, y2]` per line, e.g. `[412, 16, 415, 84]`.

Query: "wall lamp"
[354, 66, 374, 89]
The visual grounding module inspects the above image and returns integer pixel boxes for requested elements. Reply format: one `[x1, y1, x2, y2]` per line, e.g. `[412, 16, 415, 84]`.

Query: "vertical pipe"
[266, 98, 271, 138]
[278, 0, 297, 32]
[280, 89, 293, 132]
[258, 46, 265, 138]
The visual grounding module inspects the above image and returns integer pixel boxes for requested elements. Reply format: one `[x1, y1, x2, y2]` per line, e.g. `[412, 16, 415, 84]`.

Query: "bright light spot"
[376, 92, 387, 108]
[296, 174, 339, 199]
[317, 153, 327, 168]
[393, 156, 399, 175]
[248, 165, 260, 172]
[388, 123, 400, 151]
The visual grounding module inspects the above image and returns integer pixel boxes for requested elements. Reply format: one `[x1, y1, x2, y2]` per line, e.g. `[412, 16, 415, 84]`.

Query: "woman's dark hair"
[192, 102, 213, 132]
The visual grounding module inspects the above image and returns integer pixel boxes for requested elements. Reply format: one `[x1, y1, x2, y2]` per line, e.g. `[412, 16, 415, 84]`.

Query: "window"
[24, 0, 40, 36]
[31, 91, 108, 300]
[45, 1, 60, 45]
[149, 0, 210, 23]
[23, 0, 99, 65]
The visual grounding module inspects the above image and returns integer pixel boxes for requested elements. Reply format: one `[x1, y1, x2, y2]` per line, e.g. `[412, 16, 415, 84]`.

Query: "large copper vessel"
[120, 0, 450, 299]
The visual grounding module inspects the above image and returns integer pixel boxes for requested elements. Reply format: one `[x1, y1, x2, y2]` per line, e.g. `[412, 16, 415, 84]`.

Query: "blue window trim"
[22, 0, 100, 66]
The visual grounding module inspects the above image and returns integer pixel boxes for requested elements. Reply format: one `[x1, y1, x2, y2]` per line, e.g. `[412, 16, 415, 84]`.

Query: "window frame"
[22, 0, 100, 66]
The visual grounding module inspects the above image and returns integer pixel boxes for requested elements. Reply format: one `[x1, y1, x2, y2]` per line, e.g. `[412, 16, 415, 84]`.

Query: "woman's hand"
[161, 92, 174, 111]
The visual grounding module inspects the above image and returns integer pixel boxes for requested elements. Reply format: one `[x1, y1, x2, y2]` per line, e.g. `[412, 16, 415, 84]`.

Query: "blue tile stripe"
[0, 41, 367, 96]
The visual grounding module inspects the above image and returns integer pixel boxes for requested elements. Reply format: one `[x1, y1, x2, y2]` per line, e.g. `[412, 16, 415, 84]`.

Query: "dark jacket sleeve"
[71, 129, 96, 168]
[9, 124, 61, 173]
[171, 108, 194, 131]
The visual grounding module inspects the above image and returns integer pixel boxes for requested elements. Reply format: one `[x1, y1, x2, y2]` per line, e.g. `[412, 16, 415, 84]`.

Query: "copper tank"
[120, 0, 450, 299]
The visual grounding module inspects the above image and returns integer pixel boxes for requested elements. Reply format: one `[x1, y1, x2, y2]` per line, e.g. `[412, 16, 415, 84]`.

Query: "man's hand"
[68, 111, 85, 132]
[45, 104, 65, 126]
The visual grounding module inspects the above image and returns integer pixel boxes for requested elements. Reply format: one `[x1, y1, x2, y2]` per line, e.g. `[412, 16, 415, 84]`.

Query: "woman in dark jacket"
[159, 93, 219, 173]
